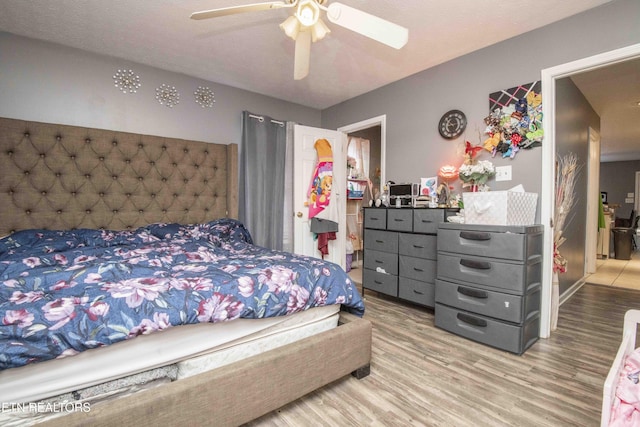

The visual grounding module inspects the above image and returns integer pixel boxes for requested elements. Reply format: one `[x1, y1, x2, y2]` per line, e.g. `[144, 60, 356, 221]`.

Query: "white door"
[293, 125, 347, 269]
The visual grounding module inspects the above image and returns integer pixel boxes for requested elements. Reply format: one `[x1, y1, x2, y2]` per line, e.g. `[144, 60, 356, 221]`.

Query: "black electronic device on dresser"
[434, 222, 543, 355]
[362, 207, 457, 307]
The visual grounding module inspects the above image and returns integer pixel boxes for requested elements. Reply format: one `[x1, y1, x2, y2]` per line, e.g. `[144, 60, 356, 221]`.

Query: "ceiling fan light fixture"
[296, 0, 320, 27]
[310, 18, 330, 42]
[280, 15, 300, 40]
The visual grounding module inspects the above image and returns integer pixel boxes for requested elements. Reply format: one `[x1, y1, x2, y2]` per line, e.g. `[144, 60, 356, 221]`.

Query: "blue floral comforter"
[0, 219, 364, 371]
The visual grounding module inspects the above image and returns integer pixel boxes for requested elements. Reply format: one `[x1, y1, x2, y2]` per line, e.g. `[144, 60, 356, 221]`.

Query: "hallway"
[587, 249, 640, 290]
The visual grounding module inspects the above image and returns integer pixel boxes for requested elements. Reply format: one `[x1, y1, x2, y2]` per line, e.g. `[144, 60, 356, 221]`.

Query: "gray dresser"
[362, 207, 455, 307]
[435, 222, 543, 354]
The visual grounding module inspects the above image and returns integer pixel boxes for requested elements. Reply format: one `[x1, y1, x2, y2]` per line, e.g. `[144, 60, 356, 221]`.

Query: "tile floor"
[587, 249, 640, 290]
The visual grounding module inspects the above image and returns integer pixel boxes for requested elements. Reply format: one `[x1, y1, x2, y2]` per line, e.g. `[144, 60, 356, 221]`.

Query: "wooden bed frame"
[0, 117, 372, 425]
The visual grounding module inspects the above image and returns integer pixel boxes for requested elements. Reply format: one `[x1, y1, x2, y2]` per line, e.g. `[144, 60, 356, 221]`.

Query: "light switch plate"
[495, 165, 512, 181]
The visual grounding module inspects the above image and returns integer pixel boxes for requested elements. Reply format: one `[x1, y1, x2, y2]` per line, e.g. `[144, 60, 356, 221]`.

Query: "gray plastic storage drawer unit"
[434, 303, 540, 355]
[362, 207, 457, 306]
[435, 223, 543, 354]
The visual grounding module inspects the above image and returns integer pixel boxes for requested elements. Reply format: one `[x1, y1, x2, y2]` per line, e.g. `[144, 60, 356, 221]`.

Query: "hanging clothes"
[307, 139, 333, 219]
[307, 139, 338, 258]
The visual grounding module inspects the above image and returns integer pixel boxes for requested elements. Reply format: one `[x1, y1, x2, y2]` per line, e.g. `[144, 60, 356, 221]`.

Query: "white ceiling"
[1, 0, 637, 160]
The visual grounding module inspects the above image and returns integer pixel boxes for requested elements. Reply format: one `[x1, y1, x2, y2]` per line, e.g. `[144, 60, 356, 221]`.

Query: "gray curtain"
[239, 111, 287, 250]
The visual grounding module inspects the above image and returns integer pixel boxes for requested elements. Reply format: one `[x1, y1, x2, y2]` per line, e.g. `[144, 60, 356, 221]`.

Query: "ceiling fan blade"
[326, 2, 408, 49]
[294, 30, 311, 80]
[190, 1, 291, 20]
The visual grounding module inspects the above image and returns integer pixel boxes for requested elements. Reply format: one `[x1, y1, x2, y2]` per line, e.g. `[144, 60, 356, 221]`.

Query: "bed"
[602, 309, 640, 426]
[0, 117, 372, 426]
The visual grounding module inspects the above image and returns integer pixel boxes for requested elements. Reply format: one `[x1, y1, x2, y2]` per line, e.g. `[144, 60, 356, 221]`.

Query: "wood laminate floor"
[246, 284, 640, 427]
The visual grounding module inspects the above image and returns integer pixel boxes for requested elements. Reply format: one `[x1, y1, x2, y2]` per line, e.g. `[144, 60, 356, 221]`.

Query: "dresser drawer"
[400, 256, 436, 283]
[399, 233, 437, 259]
[364, 208, 387, 230]
[363, 269, 398, 297]
[413, 209, 444, 234]
[437, 225, 543, 262]
[435, 303, 539, 354]
[435, 279, 540, 324]
[399, 277, 435, 307]
[363, 249, 398, 275]
[364, 229, 398, 253]
[437, 253, 541, 294]
[387, 209, 413, 232]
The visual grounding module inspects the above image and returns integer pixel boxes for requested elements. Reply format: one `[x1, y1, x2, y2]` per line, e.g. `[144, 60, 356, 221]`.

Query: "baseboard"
[559, 278, 586, 306]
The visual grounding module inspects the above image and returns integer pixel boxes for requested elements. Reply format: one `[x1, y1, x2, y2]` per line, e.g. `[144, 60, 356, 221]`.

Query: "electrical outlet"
[495, 165, 512, 181]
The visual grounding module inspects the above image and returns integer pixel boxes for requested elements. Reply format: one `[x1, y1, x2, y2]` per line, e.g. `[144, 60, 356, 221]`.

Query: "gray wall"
[321, 0, 640, 293]
[601, 160, 640, 222]
[555, 77, 599, 294]
[0, 32, 321, 145]
[322, 0, 640, 198]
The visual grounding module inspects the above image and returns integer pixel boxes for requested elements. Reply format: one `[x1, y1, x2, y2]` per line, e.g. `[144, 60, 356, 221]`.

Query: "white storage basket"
[463, 191, 538, 225]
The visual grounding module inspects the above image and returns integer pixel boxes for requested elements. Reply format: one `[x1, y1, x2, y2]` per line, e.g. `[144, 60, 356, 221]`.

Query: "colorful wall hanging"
[484, 81, 543, 160]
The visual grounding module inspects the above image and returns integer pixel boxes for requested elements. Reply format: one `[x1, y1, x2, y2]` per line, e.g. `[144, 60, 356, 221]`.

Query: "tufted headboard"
[0, 117, 238, 236]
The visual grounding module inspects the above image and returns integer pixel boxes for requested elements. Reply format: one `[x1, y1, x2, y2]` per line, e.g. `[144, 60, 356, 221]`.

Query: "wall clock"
[438, 110, 467, 139]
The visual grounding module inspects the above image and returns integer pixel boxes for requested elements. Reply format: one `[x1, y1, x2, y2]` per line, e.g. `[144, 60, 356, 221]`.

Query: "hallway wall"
[600, 160, 640, 222]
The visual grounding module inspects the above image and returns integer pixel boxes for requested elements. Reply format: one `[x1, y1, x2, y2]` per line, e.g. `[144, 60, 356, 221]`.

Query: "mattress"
[0, 304, 340, 404]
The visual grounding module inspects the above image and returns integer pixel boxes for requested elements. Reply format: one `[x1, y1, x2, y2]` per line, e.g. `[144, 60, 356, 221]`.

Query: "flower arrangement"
[551, 152, 580, 331]
[553, 153, 579, 274]
[458, 160, 495, 188]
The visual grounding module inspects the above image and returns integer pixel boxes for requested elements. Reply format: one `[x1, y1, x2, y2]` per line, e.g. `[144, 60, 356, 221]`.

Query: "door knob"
[296, 212, 303, 218]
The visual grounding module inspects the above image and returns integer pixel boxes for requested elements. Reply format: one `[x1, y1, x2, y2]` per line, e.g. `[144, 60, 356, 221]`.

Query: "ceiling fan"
[190, 0, 409, 80]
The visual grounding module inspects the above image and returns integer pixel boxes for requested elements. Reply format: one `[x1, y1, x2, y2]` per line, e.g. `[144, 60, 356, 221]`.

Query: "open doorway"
[338, 116, 386, 284]
[541, 42, 640, 338]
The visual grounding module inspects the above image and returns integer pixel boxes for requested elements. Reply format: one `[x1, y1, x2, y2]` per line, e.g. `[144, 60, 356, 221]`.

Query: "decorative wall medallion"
[156, 84, 180, 108]
[113, 69, 141, 94]
[194, 86, 215, 108]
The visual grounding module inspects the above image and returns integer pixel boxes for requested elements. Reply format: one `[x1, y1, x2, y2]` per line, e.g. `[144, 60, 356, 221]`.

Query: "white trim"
[559, 279, 586, 306]
[338, 115, 387, 190]
[585, 128, 601, 275]
[541, 42, 640, 338]
[635, 171, 640, 214]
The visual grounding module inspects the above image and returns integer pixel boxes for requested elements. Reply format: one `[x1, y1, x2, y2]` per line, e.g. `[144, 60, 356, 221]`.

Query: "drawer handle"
[459, 231, 491, 241]
[394, 219, 404, 222]
[413, 267, 424, 272]
[460, 259, 491, 270]
[370, 217, 379, 220]
[375, 260, 384, 264]
[421, 219, 433, 223]
[374, 280, 383, 285]
[412, 245, 424, 249]
[457, 286, 488, 299]
[457, 313, 487, 327]
[375, 239, 385, 243]
[413, 290, 424, 295]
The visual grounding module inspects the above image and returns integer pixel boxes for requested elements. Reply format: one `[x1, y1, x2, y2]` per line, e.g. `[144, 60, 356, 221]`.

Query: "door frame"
[338, 115, 387, 191]
[635, 171, 640, 214]
[585, 127, 601, 275]
[541, 42, 640, 338]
